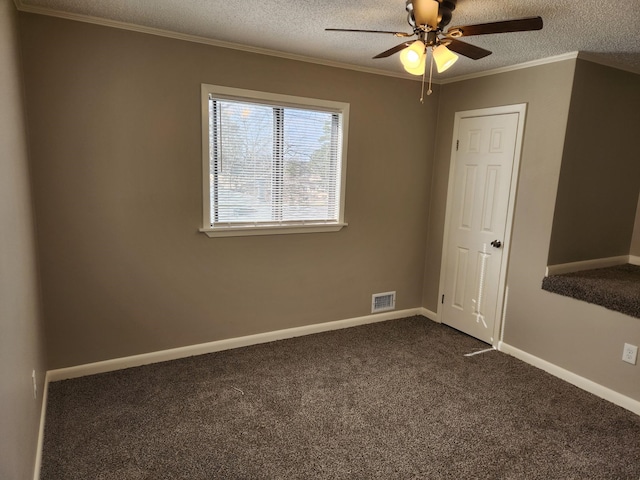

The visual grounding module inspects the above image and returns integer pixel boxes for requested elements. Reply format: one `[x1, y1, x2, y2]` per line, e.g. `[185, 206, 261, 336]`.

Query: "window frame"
[200, 84, 349, 238]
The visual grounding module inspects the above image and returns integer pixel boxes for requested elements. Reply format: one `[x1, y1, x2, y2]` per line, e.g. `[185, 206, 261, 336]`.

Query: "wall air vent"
[372, 291, 396, 313]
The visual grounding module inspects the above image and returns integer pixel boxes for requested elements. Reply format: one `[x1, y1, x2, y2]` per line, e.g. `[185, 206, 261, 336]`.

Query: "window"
[200, 84, 349, 237]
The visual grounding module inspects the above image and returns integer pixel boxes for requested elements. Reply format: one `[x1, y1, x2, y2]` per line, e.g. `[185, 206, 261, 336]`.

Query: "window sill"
[199, 222, 348, 238]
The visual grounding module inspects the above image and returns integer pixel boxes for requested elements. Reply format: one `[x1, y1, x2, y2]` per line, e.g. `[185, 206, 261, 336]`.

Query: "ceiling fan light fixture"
[400, 40, 426, 70]
[432, 44, 459, 73]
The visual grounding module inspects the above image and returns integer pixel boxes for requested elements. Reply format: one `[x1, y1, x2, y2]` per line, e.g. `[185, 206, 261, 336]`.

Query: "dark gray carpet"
[542, 263, 640, 318]
[41, 317, 640, 479]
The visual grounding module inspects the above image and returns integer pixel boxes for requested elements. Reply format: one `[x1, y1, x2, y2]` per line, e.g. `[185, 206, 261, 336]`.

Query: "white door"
[440, 108, 524, 344]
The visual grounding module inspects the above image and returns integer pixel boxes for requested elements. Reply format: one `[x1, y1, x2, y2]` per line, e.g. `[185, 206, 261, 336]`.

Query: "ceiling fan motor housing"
[438, 0, 457, 29]
[406, 0, 457, 30]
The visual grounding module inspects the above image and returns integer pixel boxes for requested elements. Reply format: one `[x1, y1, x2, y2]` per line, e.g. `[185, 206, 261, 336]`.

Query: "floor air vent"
[372, 291, 396, 313]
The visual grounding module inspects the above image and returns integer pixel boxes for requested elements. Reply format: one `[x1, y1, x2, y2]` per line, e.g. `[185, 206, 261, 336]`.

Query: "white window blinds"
[208, 96, 344, 227]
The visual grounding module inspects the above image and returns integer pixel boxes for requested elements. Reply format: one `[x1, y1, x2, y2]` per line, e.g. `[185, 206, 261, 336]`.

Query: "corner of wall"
[0, 0, 48, 478]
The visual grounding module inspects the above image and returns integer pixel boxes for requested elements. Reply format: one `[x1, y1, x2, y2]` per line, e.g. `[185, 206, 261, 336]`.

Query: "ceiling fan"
[326, 0, 543, 76]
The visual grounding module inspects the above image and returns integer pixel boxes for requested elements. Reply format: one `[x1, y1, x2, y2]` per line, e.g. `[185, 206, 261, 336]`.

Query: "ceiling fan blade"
[325, 28, 411, 37]
[447, 16, 543, 37]
[373, 41, 413, 59]
[445, 39, 492, 60]
[412, 0, 439, 29]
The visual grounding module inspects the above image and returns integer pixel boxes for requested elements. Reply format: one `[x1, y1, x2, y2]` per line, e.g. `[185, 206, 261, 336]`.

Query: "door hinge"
[441, 294, 445, 304]
[456, 140, 459, 151]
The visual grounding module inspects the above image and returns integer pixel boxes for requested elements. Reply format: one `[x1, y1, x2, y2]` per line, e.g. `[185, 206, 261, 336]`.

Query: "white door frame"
[436, 103, 527, 346]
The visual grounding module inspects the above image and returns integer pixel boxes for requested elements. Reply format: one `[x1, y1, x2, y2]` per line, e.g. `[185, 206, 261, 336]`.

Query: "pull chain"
[420, 57, 426, 103]
[419, 48, 434, 104]
[427, 48, 434, 96]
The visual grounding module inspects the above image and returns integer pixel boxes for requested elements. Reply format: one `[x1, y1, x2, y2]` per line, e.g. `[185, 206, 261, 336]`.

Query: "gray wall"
[19, 13, 439, 369]
[423, 59, 640, 402]
[548, 60, 640, 265]
[503, 65, 640, 402]
[0, 1, 46, 478]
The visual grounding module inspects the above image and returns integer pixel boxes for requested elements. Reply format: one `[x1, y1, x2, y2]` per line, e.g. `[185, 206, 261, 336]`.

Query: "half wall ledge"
[541, 264, 640, 319]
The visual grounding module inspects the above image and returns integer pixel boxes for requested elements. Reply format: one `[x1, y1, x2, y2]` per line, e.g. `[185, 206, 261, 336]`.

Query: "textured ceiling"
[15, 0, 640, 80]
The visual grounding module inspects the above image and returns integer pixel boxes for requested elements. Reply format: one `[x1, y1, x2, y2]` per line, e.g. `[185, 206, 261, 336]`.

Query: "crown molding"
[14, 0, 426, 83]
[19, 2, 633, 86]
[439, 52, 580, 84]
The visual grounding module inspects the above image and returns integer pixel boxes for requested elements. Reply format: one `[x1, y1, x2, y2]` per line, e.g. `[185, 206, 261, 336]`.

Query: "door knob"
[490, 240, 502, 248]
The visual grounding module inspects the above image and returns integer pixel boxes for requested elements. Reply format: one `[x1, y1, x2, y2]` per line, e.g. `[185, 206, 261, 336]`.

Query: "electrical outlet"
[32, 370, 37, 399]
[622, 343, 638, 365]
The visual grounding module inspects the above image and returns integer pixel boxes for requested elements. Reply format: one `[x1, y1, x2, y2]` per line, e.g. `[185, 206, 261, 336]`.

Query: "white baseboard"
[629, 255, 640, 266]
[419, 307, 439, 322]
[47, 308, 426, 382]
[545, 255, 630, 276]
[498, 342, 640, 416]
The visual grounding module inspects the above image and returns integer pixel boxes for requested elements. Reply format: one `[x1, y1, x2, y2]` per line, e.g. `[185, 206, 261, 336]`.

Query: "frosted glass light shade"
[433, 44, 459, 73]
[403, 54, 426, 75]
[400, 41, 426, 69]
[404, 55, 427, 75]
